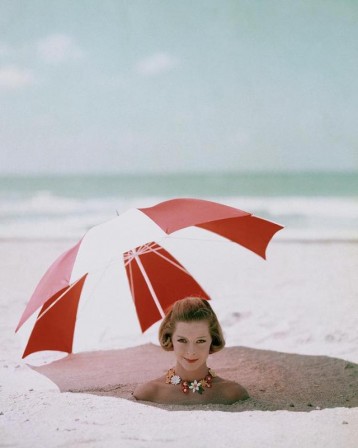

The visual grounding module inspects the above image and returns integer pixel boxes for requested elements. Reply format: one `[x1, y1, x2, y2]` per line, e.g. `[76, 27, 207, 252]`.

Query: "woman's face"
[171, 320, 212, 372]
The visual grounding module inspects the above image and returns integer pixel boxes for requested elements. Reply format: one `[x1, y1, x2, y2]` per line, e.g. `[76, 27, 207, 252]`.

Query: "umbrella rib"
[35, 276, 85, 323]
[133, 254, 165, 319]
[123, 243, 156, 266]
[124, 243, 192, 276]
[149, 247, 192, 275]
[127, 256, 135, 297]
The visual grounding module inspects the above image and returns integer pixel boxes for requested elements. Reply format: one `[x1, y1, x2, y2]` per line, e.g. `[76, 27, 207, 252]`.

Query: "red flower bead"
[183, 387, 189, 393]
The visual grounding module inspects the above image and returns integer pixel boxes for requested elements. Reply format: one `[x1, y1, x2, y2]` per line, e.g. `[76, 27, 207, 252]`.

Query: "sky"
[0, 0, 357, 174]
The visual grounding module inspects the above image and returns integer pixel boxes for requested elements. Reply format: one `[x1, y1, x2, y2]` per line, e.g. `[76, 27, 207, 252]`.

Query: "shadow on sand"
[28, 344, 358, 412]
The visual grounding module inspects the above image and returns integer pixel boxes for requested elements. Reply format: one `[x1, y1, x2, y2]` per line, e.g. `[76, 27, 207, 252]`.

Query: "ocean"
[1, 171, 357, 240]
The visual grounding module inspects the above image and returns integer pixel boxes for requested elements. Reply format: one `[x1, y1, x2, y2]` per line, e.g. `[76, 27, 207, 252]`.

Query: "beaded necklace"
[165, 368, 216, 394]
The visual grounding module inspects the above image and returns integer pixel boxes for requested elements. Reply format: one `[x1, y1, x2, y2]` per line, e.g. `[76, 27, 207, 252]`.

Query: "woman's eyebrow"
[176, 335, 207, 338]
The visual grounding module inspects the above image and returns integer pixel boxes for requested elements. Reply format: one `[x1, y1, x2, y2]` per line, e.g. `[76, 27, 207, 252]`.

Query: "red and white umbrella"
[16, 198, 283, 358]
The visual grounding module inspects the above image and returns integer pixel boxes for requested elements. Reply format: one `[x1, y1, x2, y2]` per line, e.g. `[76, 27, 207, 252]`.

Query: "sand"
[1, 239, 358, 447]
[30, 343, 358, 413]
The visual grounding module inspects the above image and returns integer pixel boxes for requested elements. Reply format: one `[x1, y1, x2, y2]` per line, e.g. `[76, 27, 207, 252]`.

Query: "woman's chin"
[178, 358, 207, 372]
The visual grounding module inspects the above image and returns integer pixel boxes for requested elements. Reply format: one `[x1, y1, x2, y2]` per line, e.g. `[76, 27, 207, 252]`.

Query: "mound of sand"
[29, 343, 358, 412]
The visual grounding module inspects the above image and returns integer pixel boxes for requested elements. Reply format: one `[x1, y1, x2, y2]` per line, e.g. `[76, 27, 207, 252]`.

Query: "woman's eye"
[197, 340, 206, 344]
[177, 339, 186, 343]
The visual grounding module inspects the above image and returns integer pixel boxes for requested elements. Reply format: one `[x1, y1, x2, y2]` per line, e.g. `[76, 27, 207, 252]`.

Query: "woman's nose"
[186, 344, 196, 356]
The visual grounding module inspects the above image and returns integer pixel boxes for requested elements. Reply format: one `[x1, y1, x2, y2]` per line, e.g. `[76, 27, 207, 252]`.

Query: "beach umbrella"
[16, 198, 283, 358]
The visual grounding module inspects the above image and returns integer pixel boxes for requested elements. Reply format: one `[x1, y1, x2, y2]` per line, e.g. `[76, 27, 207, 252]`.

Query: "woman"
[133, 296, 249, 404]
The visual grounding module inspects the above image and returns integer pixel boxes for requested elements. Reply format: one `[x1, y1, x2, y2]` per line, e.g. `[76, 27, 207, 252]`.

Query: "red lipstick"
[184, 358, 198, 363]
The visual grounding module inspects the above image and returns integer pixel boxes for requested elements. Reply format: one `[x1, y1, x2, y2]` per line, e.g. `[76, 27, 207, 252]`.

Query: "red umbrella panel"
[139, 198, 282, 259]
[22, 274, 87, 358]
[123, 242, 210, 332]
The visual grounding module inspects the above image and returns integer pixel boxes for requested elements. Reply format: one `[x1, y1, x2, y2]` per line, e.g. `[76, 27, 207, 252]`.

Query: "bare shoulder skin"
[133, 374, 173, 403]
[215, 378, 249, 403]
[133, 379, 162, 402]
[133, 375, 249, 405]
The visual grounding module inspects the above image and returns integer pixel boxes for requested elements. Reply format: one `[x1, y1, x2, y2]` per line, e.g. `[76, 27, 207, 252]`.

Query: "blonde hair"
[158, 297, 225, 354]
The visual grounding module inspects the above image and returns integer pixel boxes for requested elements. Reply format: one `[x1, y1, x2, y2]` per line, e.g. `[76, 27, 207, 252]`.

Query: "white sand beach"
[1, 236, 357, 447]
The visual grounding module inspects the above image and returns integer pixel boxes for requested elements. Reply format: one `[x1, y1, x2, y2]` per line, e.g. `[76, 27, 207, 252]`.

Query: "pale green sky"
[0, 0, 357, 173]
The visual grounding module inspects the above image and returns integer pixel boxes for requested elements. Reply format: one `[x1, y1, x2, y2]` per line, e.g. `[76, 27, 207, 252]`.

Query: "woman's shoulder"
[133, 377, 165, 402]
[133, 375, 249, 405]
[215, 377, 249, 403]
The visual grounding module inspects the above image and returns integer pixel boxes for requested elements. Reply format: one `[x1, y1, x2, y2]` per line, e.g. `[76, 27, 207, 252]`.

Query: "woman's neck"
[174, 362, 209, 381]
